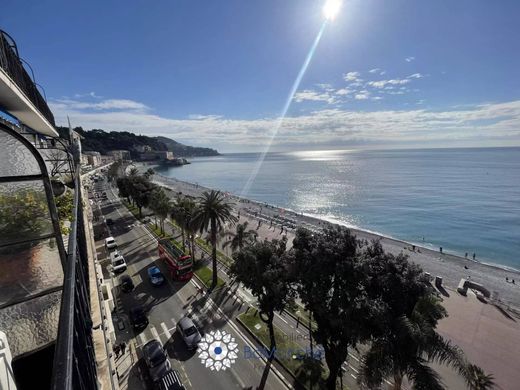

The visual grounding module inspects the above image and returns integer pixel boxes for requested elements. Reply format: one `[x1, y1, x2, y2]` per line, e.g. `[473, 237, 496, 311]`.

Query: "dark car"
[129, 306, 148, 330]
[143, 340, 172, 382]
[156, 369, 185, 390]
[120, 275, 134, 292]
[106, 218, 114, 225]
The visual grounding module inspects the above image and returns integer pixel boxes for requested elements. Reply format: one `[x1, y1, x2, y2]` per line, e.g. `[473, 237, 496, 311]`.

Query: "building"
[109, 149, 131, 161]
[140, 150, 174, 161]
[83, 151, 101, 167]
[1, 29, 116, 389]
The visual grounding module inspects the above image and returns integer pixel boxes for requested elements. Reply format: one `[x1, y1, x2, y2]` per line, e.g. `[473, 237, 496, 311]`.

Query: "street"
[89, 176, 291, 390]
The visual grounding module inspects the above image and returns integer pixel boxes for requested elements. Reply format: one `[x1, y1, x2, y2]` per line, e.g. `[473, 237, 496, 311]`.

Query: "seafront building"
[0, 29, 117, 389]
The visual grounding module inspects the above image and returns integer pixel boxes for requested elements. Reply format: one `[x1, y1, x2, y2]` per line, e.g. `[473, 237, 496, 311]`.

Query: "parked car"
[110, 251, 127, 273]
[129, 306, 148, 330]
[120, 274, 134, 292]
[147, 266, 165, 286]
[156, 369, 185, 390]
[143, 340, 172, 382]
[105, 236, 117, 250]
[176, 317, 201, 350]
[106, 218, 114, 225]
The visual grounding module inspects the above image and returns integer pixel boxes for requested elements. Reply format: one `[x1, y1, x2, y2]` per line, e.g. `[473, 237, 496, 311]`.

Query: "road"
[89, 176, 291, 390]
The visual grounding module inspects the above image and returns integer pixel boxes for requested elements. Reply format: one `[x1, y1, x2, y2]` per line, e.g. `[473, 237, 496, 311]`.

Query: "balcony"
[0, 29, 57, 136]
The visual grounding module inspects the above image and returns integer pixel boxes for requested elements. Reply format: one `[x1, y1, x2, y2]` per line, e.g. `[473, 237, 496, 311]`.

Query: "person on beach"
[473, 253, 476, 260]
[120, 342, 126, 355]
[440, 247, 443, 253]
[465, 252, 468, 258]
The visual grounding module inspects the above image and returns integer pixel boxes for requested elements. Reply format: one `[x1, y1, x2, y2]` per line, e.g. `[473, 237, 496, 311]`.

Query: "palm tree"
[359, 294, 494, 390]
[222, 221, 258, 252]
[465, 365, 495, 390]
[192, 190, 238, 290]
[128, 167, 139, 177]
[171, 195, 190, 251]
[154, 189, 171, 234]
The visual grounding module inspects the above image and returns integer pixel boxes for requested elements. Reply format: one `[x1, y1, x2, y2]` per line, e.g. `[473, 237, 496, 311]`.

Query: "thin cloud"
[407, 73, 424, 79]
[343, 71, 362, 82]
[367, 79, 411, 89]
[49, 96, 520, 150]
[405, 56, 415, 62]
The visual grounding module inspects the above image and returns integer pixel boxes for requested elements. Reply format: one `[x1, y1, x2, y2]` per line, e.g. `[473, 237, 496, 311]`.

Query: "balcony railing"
[50, 160, 98, 390]
[0, 29, 55, 127]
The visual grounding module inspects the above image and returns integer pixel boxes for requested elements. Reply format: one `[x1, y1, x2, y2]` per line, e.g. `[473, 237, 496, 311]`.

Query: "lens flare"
[323, 0, 342, 20]
[240, 22, 328, 198]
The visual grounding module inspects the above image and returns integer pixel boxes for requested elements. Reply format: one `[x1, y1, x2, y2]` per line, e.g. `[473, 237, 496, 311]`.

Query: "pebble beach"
[147, 169, 520, 312]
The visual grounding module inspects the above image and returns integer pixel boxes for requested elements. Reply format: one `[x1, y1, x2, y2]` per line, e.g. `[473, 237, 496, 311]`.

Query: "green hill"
[57, 127, 219, 157]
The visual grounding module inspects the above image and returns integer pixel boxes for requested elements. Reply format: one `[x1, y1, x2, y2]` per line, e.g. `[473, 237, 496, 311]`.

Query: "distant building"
[140, 150, 174, 161]
[99, 154, 115, 165]
[134, 145, 152, 153]
[109, 149, 131, 161]
[83, 151, 101, 167]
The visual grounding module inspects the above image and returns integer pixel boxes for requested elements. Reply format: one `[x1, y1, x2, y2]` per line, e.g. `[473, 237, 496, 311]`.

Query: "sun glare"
[323, 0, 342, 20]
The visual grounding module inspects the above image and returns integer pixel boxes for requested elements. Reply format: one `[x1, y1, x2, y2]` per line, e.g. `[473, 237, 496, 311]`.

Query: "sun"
[323, 0, 342, 20]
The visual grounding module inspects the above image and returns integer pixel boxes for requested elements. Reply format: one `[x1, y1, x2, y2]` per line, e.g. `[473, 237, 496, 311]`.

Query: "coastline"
[145, 167, 520, 310]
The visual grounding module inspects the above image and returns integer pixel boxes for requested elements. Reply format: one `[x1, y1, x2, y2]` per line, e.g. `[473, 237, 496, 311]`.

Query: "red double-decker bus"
[158, 238, 193, 281]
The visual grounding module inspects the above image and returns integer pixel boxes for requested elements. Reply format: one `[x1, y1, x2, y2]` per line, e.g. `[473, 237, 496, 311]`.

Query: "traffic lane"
[147, 278, 288, 390]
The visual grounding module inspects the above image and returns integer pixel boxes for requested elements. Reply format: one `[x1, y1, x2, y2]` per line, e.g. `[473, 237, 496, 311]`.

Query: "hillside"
[154, 136, 219, 157]
[57, 127, 219, 157]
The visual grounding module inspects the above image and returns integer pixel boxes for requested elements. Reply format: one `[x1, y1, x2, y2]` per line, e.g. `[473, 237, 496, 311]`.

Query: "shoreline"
[143, 167, 520, 310]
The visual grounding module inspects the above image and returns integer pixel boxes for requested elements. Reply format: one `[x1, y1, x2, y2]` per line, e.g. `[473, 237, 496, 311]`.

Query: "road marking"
[134, 274, 142, 284]
[350, 374, 357, 379]
[150, 325, 159, 341]
[137, 333, 146, 347]
[160, 322, 171, 341]
[278, 316, 289, 325]
[348, 364, 359, 374]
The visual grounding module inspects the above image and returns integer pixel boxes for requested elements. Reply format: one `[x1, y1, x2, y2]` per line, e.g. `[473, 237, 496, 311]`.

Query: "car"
[120, 274, 134, 292]
[106, 218, 114, 225]
[142, 340, 172, 383]
[110, 251, 127, 273]
[147, 266, 165, 286]
[156, 369, 186, 390]
[105, 236, 117, 250]
[176, 317, 201, 350]
[129, 306, 148, 330]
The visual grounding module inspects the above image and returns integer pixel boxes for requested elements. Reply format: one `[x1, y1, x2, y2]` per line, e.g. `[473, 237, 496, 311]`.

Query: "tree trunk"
[138, 206, 142, 218]
[324, 348, 343, 390]
[211, 219, 218, 290]
[181, 227, 186, 252]
[267, 313, 276, 358]
[392, 374, 402, 390]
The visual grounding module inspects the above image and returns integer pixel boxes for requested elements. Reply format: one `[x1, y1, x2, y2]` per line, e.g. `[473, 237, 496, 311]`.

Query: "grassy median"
[237, 309, 331, 389]
[194, 264, 226, 289]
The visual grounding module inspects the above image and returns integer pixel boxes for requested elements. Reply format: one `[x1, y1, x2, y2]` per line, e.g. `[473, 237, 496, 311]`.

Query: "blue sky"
[2, 0, 519, 152]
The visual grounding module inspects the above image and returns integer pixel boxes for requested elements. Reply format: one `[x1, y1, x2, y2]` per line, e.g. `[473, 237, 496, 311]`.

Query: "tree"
[116, 177, 132, 203]
[107, 161, 121, 182]
[154, 189, 170, 234]
[230, 238, 293, 354]
[288, 227, 381, 390]
[192, 190, 238, 290]
[222, 221, 258, 252]
[171, 196, 190, 251]
[357, 241, 494, 390]
[128, 167, 139, 177]
[130, 176, 155, 218]
[150, 188, 170, 232]
[144, 167, 155, 179]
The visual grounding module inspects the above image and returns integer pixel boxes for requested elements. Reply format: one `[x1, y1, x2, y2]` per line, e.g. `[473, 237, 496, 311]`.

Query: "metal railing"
[50, 165, 98, 390]
[0, 29, 55, 126]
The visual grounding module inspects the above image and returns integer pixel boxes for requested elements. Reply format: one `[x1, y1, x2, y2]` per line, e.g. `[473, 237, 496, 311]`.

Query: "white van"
[110, 250, 127, 273]
[105, 236, 117, 250]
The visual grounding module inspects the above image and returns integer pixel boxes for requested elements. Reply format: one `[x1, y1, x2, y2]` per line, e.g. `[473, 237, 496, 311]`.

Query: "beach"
[147, 169, 520, 312]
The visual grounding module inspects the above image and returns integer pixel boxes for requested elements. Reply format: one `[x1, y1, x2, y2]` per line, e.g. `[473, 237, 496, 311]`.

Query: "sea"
[154, 147, 520, 271]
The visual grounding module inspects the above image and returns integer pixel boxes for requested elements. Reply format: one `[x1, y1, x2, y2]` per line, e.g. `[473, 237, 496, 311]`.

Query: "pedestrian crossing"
[135, 318, 177, 349]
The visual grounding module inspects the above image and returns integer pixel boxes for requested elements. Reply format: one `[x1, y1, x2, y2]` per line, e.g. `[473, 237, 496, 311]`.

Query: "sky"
[2, 0, 520, 153]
